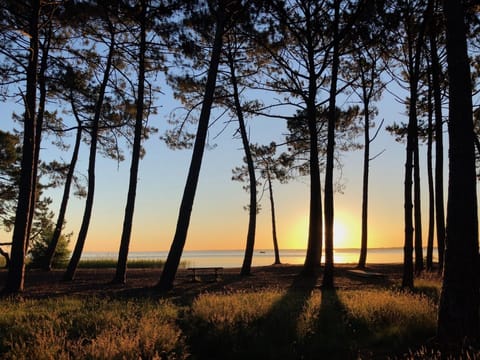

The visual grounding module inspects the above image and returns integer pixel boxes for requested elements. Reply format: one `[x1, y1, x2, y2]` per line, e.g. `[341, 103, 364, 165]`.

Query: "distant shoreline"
[79, 247, 437, 268]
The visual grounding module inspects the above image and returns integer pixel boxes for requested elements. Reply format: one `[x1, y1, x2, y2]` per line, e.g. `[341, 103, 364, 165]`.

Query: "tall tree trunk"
[157, 8, 225, 291]
[403, 127, 414, 289]
[403, 30, 416, 287]
[64, 24, 116, 281]
[26, 23, 51, 252]
[302, 108, 323, 276]
[113, 0, 147, 285]
[437, 0, 479, 344]
[413, 135, 423, 274]
[43, 122, 82, 270]
[429, 21, 445, 273]
[3, 0, 40, 294]
[426, 80, 435, 271]
[267, 172, 281, 265]
[357, 93, 370, 269]
[322, 0, 340, 289]
[302, 9, 322, 276]
[402, 1, 430, 288]
[226, 49, 257, 276]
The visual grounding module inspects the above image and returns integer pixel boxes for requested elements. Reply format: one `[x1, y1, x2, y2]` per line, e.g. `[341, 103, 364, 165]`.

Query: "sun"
[285, 213, 358, 249]
[333, 213, 360, 248]
[334, 219, 349, 248]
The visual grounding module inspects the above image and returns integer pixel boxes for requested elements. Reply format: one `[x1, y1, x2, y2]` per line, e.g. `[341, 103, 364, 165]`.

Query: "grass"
[187, 288, 439, 359]
[0, 297, 187, 360]
[2, 257, 192, 269]
[0, 284, 463, 360]
[76, 258, 168, 269]
[0, 266, 474, 358]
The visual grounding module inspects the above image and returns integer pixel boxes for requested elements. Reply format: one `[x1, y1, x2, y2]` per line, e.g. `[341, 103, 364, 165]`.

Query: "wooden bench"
[187, 267, 223, 282]
[347, 269, 385, 279]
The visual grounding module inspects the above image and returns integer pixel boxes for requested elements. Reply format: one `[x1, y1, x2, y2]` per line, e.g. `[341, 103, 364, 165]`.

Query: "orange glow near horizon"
[285, 212, 361, 250]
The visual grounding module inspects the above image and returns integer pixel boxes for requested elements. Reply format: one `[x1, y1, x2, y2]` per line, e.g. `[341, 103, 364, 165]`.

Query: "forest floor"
[0, 263, 433, 301]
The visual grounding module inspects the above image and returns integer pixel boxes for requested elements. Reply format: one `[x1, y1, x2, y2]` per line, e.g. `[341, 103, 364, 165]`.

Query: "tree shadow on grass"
[184, 271, 320, 360]
[303, 288, 361, 359]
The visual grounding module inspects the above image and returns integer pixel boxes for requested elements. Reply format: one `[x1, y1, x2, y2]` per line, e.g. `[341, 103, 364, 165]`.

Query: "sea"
[81, 247, 434, 268]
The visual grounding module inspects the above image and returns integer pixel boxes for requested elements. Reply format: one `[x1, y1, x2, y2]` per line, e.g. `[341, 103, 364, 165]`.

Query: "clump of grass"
[401, 345, 480, 359]
[415, 276, 442, 303]
[0, 297, 188, 359]
[340, 289, 437, 354]
[191, 289, 284, 326]
[188, 289, 314, 359]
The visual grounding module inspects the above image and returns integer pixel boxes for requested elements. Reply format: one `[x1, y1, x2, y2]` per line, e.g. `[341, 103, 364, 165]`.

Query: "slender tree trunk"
[302, 101, 322, 276]
[226, 49, 257, 276]
[426, 80, 435, 271]
[323, 0, 340, 289]
[437, 0, 479, 344]
[43, 70, 83, 271]
[357, 99, 370, 269]
[26, 25, 50, 253]
[157, 9, 225, 291]
[43, 122, 82, 270]
[64, 25, 116, 281]
[267, 172, 281, 265]
[3, 0, 40, 294]
[403, 132, 414, 289]
[302, 11, 322, 276]
[402, 1, 430, 288]
[113, 0, 147, 284]
[429, 24, 445, 273]
[413, 135, 423, 274]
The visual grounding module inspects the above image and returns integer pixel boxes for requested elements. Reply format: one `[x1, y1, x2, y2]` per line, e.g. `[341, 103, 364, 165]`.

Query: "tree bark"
[413, 134, 423, 274]
[3, 0, 40, 294]
[43, 124, 82, 271]
[225, 48, 257, 277]
[26, 22, 51, 252]
[267, 172, 281, 265]
[63, 22, 116, 281]
[426, 81, 435, 272]
[157, 7, 225, 291]
[429, 21, 445, 273]
[402, 1, 430, 289]
[113, 0, 147, 285]
[302, 7, 322, 277]
[357, 74, 371, 269]
[322, 0, 340, 289]
[437, 0, 479, 344]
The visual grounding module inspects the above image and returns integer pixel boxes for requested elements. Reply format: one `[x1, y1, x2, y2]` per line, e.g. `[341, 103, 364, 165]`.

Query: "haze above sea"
[82, 247, 434, 268]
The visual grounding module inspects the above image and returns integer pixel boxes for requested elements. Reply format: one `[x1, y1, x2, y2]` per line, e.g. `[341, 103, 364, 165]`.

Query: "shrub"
[28, 227, 71, 269]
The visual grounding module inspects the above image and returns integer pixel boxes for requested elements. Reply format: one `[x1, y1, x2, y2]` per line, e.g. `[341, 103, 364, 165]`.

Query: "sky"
[2, 74, 442, 254]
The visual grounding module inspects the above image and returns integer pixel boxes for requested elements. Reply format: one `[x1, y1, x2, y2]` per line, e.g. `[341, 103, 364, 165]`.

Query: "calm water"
[81, 248, 433, 268]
